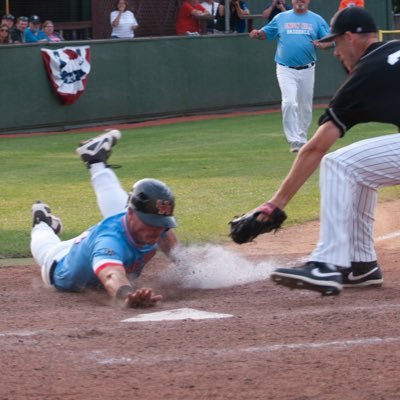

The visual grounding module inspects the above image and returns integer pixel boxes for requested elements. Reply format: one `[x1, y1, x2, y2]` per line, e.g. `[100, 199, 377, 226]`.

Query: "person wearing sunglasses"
[0, 23, 10, 44]
[1, 14, 14, 29]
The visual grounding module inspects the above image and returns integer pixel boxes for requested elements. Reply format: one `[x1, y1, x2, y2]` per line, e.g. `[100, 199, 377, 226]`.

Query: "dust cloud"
[160, 244, 280, 289]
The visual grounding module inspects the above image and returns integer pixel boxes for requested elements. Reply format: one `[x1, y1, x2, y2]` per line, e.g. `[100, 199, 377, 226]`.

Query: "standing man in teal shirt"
[250, 0, 331, 152]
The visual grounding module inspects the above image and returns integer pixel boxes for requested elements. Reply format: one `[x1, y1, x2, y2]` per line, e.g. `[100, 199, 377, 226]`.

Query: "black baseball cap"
[128, 178, 177, 229]
[2, 14, 15, 21]
[29, 15, 41, 24]
[319, 7, 377, 43]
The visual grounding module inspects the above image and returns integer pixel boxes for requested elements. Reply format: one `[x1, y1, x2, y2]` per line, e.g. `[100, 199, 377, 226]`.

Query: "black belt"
[279, 62, 315, 70]
[49, 260, 58, 285]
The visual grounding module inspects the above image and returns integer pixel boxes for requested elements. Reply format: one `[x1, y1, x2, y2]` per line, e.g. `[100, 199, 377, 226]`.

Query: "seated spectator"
[262, 0, 292, 22]
[214, 0, 249, 33]
[200, 0, 219, 33]
[10, 16, 28, 44]
[338, 0, 364, 9]
[42, 20, 63, 42]
[176, 0, 211, 36]
[0, 23, 11, 44]
[110, 0, 139, 39]
[24, 15, 48, 43]
[1, 14, 15, 29]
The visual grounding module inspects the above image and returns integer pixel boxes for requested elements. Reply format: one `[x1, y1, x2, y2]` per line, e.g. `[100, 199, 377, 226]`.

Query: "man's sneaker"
[32, 201, 63, 235]
[270, 261, 343, 296]
[341, 261, 383, 288]
[76, 129, 121, 167]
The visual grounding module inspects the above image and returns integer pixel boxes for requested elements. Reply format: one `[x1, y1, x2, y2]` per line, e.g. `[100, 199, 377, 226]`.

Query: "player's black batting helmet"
[128, 178, 177, 229]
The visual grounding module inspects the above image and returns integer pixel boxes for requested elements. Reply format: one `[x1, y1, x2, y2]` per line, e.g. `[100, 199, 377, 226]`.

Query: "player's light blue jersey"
[261, 10, 330, 67]
[52, 212, 159, 292]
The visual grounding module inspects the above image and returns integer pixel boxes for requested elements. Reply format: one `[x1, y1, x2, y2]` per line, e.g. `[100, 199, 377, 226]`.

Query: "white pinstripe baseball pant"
[310, 133, 400, 267]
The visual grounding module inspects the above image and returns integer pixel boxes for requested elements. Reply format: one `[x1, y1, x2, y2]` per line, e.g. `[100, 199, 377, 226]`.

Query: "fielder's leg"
[311, 133, 400, 267]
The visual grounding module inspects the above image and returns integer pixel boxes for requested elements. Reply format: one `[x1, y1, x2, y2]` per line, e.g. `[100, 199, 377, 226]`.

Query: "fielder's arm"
[266, 121, 341, 212]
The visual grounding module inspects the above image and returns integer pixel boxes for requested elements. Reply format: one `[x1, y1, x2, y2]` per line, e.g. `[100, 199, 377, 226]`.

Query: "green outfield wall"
[0, 36, 344, 133]
[0, 0, 392, 133]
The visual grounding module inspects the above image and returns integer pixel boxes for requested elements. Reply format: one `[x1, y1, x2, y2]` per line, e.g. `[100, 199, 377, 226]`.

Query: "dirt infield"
[1, 200, 399, 400]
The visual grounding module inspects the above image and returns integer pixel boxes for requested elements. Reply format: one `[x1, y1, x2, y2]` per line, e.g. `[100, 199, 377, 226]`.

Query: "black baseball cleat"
[77, 129, 121, 167]
[270, 261, 343, 296]
[341, 261, 383, 288]
[32, 201, 63, 235]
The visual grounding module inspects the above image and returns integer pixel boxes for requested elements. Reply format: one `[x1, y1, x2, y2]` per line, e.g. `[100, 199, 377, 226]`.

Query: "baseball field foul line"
[376, 230, 400, 241]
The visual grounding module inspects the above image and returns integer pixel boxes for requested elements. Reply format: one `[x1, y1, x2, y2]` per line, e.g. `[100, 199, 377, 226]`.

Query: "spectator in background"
[263, 0, 293, 22]
[10, 16, 28, 44]
[0, 23, 11, 44]
[24, 15, 48, 43]
[110, 0, 139, 39]
[249, 0, 331, 152]
[200, 0, 219, 33]
[338, 0, 364, 9]
[214, 0, 250, 33]
[1, 14, 15, 29]
[42, 20, 64, 42]
[176, 0, 210, 36]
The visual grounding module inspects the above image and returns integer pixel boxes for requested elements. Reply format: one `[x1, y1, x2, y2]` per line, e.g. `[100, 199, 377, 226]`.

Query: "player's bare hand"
[124, 288, 162, 308]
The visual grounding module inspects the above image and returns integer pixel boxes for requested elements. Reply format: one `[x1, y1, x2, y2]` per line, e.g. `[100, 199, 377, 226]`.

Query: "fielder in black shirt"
[234, 7, 400, 295]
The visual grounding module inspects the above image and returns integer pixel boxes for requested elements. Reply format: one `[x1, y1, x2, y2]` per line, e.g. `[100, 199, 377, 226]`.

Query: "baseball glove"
[229, 202, 287, 244]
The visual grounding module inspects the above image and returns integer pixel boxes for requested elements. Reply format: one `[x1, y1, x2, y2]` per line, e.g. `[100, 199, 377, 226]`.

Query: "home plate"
[121, 308, 233, 323]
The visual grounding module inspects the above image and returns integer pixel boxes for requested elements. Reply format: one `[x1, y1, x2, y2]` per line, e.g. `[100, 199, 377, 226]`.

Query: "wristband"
[116, 285, 135, 301]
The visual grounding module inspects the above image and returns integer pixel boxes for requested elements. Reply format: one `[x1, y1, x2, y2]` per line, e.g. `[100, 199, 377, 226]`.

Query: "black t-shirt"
[266, 2, 292, 22]
[10, 26, 24, 43]
[215, 0, 245, 32]
[319, 41, 400, 136]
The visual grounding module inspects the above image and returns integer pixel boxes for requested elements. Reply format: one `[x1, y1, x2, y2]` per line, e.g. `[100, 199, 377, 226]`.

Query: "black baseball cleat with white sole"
[341, 261, 383, 288]
[77, 129, 121, 167]
[270, 261, 343, 296]
[32, 201, 63, 235]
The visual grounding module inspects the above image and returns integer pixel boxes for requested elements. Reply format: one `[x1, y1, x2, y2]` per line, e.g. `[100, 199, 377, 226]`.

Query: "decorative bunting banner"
[41, 46, 91, 105]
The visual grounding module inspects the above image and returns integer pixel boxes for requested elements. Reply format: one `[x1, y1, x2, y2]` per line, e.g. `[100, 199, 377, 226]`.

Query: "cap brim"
[318, 33, 340, 43]
[135, 210, 177, 229]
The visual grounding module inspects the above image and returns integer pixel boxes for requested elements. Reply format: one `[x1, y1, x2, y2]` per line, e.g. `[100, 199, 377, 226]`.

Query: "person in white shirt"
[201, 0, 219, 33]
[110, 0, 138, 39]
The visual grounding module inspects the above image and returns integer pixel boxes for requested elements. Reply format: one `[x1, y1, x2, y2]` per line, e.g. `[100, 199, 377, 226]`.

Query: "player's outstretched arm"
[229, 121, 342, 243]
[97, 265, 162, 307]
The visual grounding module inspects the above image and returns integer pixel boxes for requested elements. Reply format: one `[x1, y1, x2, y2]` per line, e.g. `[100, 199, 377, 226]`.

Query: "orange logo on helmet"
[156, 200, 173, 215]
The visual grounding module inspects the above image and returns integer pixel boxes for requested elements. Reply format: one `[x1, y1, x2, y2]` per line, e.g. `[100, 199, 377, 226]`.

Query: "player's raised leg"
[77, 129, 128, 218]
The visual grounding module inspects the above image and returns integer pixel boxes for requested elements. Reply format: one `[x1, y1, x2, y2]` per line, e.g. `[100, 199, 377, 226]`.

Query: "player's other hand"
[124, 288, 162, 308]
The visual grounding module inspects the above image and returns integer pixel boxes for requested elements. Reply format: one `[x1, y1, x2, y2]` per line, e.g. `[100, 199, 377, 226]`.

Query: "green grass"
[1, 112, 399, 258]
